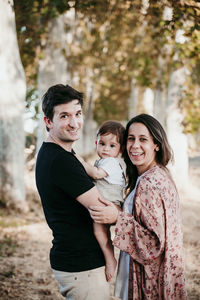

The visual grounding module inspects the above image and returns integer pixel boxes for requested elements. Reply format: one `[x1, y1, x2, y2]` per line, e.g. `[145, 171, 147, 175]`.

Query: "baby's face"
[96, 133, 121, 159]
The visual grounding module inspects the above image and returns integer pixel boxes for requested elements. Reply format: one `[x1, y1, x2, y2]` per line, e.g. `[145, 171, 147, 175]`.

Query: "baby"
[77, 120, 125, 281]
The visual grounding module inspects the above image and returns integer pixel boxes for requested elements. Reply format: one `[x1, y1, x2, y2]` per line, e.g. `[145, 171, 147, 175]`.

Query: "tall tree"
[0, 0, 28, 211]
[15, 0, 200, 156]
[167, 67, 189, 188]
[36, 13, 71, 151]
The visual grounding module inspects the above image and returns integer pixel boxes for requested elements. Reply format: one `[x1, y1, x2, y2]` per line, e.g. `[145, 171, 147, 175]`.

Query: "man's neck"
[46, 134, 73, 152]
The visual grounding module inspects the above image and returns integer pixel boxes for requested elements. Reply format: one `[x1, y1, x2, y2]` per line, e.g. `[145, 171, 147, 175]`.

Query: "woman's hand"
[89, 197, 119, 224]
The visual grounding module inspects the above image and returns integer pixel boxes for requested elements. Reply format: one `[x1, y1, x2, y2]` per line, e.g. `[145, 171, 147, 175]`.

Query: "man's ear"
[44, 116, 53, 130]
[95, 140, 97, 145]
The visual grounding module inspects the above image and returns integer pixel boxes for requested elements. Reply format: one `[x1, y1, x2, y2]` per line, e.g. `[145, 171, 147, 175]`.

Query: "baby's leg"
[105, 255, 117, 282]
[105, 225, 117, 282]
[93, 223, 117, 282]
[105, 203, 122, 281]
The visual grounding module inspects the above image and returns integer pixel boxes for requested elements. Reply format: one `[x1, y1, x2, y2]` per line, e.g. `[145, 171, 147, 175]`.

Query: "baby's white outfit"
[94, 157, 125, 206]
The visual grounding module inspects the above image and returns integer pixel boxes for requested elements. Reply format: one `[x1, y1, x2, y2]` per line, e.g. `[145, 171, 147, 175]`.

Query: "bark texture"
[167, 67, 189, 189]
[0, 0, 28, 211]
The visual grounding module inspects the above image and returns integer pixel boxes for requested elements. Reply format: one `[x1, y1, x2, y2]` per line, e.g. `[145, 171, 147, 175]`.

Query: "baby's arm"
[93, 222, 117, 282]
[75, 154, 107, 180]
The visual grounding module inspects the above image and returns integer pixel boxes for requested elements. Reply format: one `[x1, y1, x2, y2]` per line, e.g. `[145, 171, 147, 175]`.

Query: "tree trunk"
[36, 13, 72, 152]
[153, 86, 168, 129]
[128, 79, 139, 119]
[166, 67, 189, 190]
[142, 88, 154, 115]
[0, 0, 28, 211]
[74, 69, 97, 157]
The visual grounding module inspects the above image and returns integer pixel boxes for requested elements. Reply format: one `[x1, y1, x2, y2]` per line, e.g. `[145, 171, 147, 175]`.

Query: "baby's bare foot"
[105, 258, 117, 282]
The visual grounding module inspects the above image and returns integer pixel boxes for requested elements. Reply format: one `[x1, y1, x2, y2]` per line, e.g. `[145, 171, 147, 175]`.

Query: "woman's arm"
[113, 186, 166, 265]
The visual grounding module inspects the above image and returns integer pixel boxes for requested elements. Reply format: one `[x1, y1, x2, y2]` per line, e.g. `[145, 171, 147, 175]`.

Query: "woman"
[89, 114, 187, 300]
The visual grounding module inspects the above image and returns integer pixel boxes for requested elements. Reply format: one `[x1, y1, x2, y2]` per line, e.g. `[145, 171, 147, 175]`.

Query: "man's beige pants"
[53, 266, 110, 300]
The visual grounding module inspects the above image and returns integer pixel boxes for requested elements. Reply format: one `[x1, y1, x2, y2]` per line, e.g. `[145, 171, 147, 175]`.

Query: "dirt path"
[180, 156, 200, 300]
[0, 220, 63, 300]
[0, 156, 200, 300]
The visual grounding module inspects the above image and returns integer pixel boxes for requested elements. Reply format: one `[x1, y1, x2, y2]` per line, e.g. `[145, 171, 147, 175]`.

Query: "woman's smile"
[127, 122, 158, 174]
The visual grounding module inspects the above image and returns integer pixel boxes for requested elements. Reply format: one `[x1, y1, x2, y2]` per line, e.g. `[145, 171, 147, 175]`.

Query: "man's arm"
[77, 186, 117, 281]
[76, 186, 106, 212]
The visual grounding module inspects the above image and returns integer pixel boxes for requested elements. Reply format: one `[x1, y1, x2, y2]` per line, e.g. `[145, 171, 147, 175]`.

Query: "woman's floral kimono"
[113, 166, 187, 300]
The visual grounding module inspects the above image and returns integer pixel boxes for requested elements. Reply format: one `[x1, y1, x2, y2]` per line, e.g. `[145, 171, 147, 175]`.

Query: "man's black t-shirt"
[35, 142, 105, 272]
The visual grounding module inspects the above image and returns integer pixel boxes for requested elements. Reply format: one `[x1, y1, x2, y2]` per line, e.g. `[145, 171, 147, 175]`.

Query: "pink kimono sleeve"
[113, 184, 166, 265]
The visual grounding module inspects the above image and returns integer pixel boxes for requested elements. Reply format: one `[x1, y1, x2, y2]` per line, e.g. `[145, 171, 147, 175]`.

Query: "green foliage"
[15, 0, 200, 130]
[181, 85, 200, 134]
[14, 0, 71, 86]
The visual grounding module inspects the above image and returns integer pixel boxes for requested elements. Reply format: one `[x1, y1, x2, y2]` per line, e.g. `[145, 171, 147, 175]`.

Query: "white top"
[114, 176, 141, 300]
[94, 157, 125, 186]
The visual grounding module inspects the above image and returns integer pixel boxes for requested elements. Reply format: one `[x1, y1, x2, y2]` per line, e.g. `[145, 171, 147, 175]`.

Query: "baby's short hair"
[97, 120, 125, 151]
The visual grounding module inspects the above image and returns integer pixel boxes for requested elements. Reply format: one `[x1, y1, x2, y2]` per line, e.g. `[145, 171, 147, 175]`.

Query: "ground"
[0, 155, 200, 300]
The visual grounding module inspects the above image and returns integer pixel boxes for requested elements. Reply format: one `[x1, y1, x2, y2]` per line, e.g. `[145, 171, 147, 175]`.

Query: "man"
[35, 84, 111, 299]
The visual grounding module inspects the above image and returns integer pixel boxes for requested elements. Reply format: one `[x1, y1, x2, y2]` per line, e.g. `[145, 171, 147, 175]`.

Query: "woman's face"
[126, 122, 159, 175]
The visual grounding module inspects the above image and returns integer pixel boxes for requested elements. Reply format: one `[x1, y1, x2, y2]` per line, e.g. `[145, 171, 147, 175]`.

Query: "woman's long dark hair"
[123, 114, 174, 194]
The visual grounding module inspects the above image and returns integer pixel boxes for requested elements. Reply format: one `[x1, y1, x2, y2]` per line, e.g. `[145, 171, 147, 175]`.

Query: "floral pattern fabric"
[113, 165, 187, 300]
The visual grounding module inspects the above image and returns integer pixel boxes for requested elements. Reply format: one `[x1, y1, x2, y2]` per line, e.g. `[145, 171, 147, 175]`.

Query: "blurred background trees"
[0, 0, 200, 210]
[0, 0, 28, 211]
[15, 0, 200, 133]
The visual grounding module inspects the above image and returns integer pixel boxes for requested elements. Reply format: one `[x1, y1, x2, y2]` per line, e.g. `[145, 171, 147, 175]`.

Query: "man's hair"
[42, 84, 83, 121]
[97, 120, 125, 151]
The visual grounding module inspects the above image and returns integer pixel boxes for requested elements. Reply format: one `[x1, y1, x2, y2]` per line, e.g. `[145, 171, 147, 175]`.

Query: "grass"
[0, 219, 21, 228]
[0, 236, 18, 257]
[0, 208, 30, 228]
[0, 209, 22, 257]
[0, 267, 15, 278]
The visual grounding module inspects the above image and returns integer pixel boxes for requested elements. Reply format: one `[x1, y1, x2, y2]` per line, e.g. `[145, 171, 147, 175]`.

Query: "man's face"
[45, 100, 83, 148]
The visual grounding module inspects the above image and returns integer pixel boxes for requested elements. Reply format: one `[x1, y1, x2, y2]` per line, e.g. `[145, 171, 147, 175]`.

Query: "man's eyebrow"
[59, 112, 69, 115]
[59, 109, 82, 115]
